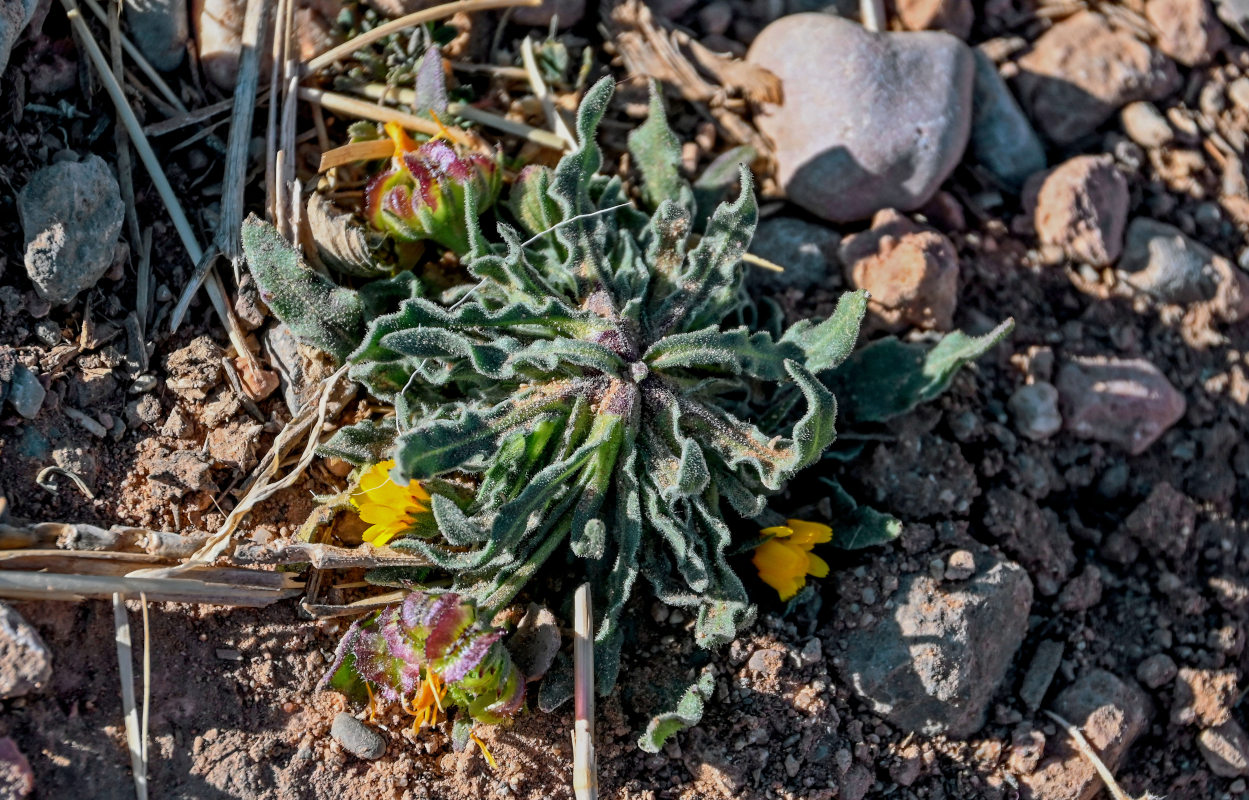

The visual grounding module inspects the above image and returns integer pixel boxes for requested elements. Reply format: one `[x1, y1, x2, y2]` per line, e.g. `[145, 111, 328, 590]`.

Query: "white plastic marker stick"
[860, 0, 886, 31]
[572, 583, 598, 800]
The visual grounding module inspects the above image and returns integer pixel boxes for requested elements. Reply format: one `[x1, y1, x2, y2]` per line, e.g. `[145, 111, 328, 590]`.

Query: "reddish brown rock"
[1172, 668, 1238, 727]
[1120, 481, 1197, 557]
[1145, 0, 1229, 66]
[1054, 356, 1186, 455]
[893, 0, 973, 39]
[1016, 12, 1182, 144]
[1021, 670, 1151, 800]
[839, 209, 960, 333]
[1025, 155, 1129, 266]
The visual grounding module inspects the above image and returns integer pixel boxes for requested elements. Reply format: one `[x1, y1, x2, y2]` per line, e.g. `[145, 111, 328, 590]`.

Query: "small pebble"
[1136, 653, 1179, 689]
[944, 549, 976, 580]
[1008, 382, 1063, 441]
[1229, 77, 1249, 111]
[330, 712, 387, 760]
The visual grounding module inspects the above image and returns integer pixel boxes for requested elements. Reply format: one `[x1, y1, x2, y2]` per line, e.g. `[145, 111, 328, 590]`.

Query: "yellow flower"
[350, 460, 432, 547]
[752, 519, 833, 600]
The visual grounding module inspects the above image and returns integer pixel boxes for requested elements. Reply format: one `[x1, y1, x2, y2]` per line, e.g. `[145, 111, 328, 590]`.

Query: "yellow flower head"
[752, 519, 833, 601]
[350, 460, 432, 547]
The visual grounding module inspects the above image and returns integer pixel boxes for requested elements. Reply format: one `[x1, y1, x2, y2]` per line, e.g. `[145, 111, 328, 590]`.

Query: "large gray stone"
[0, 0, 39, 78]
[124, 0, 188, 71]
[748, 15, 974, 222]
[835, 552, 1033, 738]
[970, 48, 1046, 191]
[18, 156, 124, 306]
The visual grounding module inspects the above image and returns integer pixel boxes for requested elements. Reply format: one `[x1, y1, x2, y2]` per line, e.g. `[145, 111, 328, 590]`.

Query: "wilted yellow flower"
[350, 460, 432, 547]
[752, 519, 833, 600]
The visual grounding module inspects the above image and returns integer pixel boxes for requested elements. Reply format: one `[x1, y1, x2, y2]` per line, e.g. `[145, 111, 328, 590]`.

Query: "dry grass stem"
[520, 36, 578, 149]
[0, 569, 302, 605]
[81, 0, 186, 112]
[62, 0, 260, 375]
[232, 541, 432, 569]
[214, 0, 273, 268]
[351, 84, 568, 150]
[302, 87, 477, 147]
[300, 590, 408, 619]
[112, 593, 148, 800]
[304, 0, 541, 74]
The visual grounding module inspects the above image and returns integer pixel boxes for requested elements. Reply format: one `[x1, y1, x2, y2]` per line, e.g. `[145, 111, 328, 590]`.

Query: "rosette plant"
[244, 76, 1010, 747]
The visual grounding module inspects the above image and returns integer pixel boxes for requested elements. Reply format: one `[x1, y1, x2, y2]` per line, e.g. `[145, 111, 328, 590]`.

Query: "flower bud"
[365, 123, 501, 255]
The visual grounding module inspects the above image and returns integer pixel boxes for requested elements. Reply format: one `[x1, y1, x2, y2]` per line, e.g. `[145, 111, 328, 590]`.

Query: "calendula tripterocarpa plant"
[243, 76, 1011, 750]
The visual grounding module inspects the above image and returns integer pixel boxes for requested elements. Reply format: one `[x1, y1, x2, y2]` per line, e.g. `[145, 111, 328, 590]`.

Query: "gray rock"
[0, 601, 52, 699]
[0, 0, 39, 78]
[18, 156, 124, 305]
[749, 15, 974, 222]
[1135, 653, 1178, 689]
[1119, 218, 1238, 304]
[124, 0, 188, 71]
[1120, 101, 1175, 148]
[1009, 381, 1062, 441]
[1022, 670, 1151, 800]
[970, 48, 1046, 190]
[7, 364, 45, 419]
[1055, 356, 1186, 455]
[1198, 720, 1249, 777]
[330, 712, 386, 760]
[1016, 11, 1181, 145]
[1216, 0, 1249, 38]
[1019, 639, 1064, 711]
[836, 552, 1033, 737]
[509, 604, 561, 681]
[746, 217, 839, 291]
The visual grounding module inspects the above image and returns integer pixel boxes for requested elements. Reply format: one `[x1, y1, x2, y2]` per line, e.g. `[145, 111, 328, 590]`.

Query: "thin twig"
[265, 0, 288, 222]
[0, 569, 302, 605]
[142, 96, 239, 137]
[304, 0, 541, 74]
[353, 81, 565, 150]
[300, 87, 480, 148]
